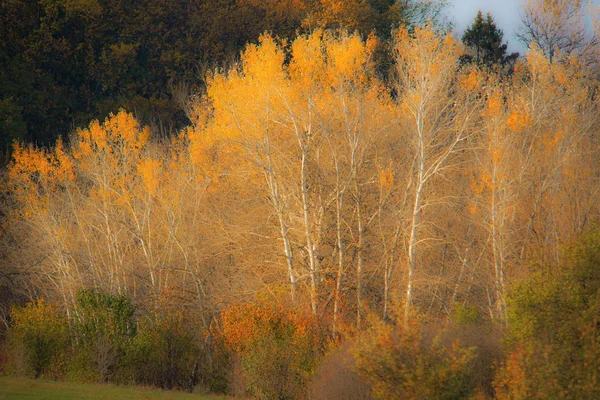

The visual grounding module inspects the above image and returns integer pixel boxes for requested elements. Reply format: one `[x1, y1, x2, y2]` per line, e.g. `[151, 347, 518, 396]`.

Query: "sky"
[448, 0, 600, 53]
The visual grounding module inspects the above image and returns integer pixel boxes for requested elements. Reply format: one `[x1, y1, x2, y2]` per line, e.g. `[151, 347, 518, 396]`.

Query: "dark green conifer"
[461, 10, 519, 69]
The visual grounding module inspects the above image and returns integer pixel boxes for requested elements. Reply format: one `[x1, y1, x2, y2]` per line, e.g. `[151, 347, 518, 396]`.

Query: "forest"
[2, 0, 600, 398]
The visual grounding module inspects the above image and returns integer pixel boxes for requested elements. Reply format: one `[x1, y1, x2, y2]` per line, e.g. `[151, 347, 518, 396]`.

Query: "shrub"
[129, 310, 201, 390]
[220, 302, 328, 399]
[494, 228, 600, 398]
[352, 317, 476, 400]
[4, 299, 68, 378]
[69, 289, 135, 383]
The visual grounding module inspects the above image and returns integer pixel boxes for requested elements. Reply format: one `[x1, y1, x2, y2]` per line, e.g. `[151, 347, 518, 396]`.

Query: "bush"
[220, 302, 328, 399]
[352, 317, 476, 400]
[68, 289, 135, 383]
[4, 299, 68, 378]
[129, 311, 201, 390]
[494, 228, 600, 398]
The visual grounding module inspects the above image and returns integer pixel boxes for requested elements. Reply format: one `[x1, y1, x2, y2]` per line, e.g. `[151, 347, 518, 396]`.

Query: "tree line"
[0, 0, 451, 162]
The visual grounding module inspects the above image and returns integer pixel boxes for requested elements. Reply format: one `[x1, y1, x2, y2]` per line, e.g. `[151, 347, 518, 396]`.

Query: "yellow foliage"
[395, 26, 462, 116]
[243, 35, 287, 86]
[199, 30, 379, 189]
[459, 68, 481, 92]
[486, 96, 503, 117]
[54, 139, 75, 183]
[325, 33, 371, 87]
[506, 108, 531, 133]
[73, 110, 150, 162]
[525, 45, 550, 75]
[490, 148, 504, 164]
[137, 158, 162, 196]
[289, 31, 327, 88]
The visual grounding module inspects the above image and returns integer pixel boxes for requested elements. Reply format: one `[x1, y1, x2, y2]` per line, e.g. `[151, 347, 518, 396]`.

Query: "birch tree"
[394, 27, 478, 322]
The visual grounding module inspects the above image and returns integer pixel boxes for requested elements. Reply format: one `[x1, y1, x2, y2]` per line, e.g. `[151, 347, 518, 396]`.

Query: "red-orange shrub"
[219, 302, 328, 399]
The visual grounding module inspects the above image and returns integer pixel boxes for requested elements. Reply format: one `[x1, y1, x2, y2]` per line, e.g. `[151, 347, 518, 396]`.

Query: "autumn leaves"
[5, 26, 599, 331]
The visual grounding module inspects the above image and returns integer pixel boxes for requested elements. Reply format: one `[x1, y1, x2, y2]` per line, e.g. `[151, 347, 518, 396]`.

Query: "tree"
[201, 31, 392, 319]
[517, 0, 598, 63]
[469, 79, 520, 322]
[5, 110, 231, 325]
[4, 299, 68, 379]
[393, 26, 478, 322]
[461, 11, 519, 69]
[70, 289, 136, 383]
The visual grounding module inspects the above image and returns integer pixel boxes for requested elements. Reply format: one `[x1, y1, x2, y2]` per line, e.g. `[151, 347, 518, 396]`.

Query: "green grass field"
[0, 377, 229, 400]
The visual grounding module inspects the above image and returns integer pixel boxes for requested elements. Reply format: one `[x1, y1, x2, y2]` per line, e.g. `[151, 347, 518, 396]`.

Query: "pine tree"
[461, 11, 519, 69]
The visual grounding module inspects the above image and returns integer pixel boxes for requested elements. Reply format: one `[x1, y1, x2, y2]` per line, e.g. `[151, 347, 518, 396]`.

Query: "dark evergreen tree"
[461, 11, 519, 69]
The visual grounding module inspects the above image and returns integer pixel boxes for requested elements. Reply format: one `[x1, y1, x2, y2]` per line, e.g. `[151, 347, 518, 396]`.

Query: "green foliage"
[0, 97, 26, 163]
[73, 289, 136, 344]
[4, 299, 68, 379]
[220, 302, 328, 399]
[129, 311, 201, 391]
[452, 304, 480, 326]
[0, 0, 259, 148]
[69, 289, 135, 383]
[461, 11, 518, 69]
[0, 0, 455, 154]
[352, 318, 476, 400]
[495, 227, 600, 398]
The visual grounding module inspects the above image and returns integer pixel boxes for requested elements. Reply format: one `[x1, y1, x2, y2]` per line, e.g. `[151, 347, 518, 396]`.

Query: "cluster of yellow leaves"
[198, 30, 380, 184]
[485, 92, 504, 118]
[506, 107, 531, 133]
[9, 140, 75, 215]
[7, 110, 160, 219]
[325, 32, 371, 87]
[459, 68, 482, 92]
[137, 158, 162, 196]
[395, 27, 460, 80]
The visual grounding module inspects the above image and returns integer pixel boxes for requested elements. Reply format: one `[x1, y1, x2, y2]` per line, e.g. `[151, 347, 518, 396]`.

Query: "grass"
[0, 377, 229, 400]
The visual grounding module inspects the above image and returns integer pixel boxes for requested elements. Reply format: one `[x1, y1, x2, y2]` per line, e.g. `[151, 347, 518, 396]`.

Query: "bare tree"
[517, 0, 598, 63]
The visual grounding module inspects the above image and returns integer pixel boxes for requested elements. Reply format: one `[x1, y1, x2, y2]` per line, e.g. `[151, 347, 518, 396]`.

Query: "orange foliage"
[218, 301, 328, 398]
[220, 301, 327, 356]
[506, 106, 531, 133]
[460, 68, 482, 92]
[493, 345, 531, 400]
